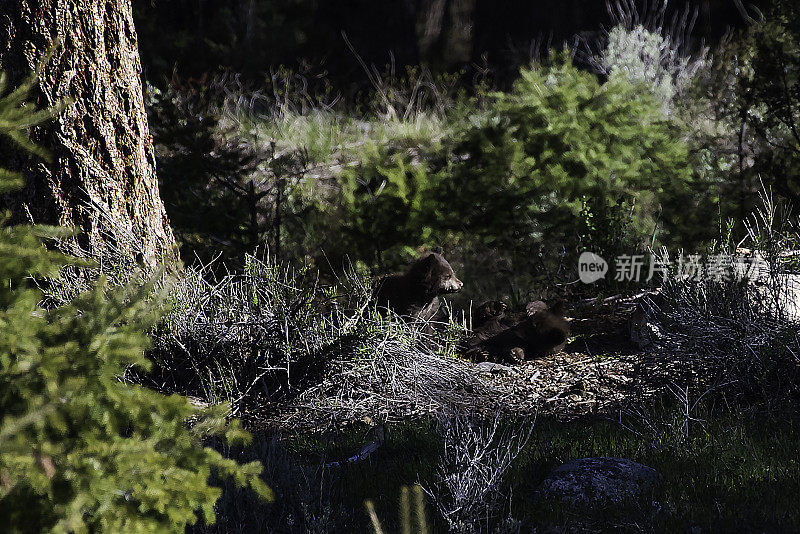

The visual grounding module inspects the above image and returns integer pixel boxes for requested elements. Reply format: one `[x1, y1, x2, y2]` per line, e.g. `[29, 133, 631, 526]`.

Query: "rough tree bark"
[415, 0, 475, 69]
[0, 0, 176, 269]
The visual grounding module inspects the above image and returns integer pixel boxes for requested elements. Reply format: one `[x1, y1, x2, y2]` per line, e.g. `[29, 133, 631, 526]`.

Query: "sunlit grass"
[225, 106, 452, 168]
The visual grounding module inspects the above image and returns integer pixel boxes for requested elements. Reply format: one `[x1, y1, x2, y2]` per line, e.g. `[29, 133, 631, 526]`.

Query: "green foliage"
[0, 71, 59, 163]
[739, 4, 800, 207]
[0, 73, 271, 532]
[670, 31, 756, 231]
[238, 53, 702, 297]
[680, 1, 800, 230]
[433, 53, 696, 262]
[337, 144, 434, 267]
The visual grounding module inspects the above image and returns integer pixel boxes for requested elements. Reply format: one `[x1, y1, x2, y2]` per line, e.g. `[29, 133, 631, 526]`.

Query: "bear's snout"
[442, 276, 463, 293]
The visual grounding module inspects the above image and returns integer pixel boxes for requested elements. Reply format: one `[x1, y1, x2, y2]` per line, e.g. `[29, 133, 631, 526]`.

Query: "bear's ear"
[418, 253, 437, 269]
[432, 245, 443, 254]
[407, 253, 436, 280]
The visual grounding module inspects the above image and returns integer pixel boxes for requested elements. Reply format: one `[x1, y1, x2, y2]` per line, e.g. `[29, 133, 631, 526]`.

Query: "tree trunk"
[0, 0, 176, 269]
[415, 0, 475, 69]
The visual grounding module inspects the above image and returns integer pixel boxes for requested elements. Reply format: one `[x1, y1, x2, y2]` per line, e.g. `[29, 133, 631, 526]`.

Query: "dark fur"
[473, 300, 509, 330]
[466, 300, 569, 363]
[466, 300, 514, 350]
[373, 253, 463, 322]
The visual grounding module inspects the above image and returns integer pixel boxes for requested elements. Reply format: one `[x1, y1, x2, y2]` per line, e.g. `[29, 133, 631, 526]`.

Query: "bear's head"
[408, 252, 463, 296]
[525, 300, 569, 352]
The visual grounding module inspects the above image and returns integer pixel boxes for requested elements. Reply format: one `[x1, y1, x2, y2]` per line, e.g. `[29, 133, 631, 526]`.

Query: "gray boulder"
[540, 457, 662, 509]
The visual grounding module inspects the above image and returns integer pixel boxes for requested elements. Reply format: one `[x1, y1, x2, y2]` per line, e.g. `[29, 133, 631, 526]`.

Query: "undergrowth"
[142, 253, 481, 428]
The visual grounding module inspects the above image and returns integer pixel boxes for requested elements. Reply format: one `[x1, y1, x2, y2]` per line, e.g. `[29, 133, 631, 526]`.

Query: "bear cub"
[373, 252, 463, 322]
[465, 300, 569, 363]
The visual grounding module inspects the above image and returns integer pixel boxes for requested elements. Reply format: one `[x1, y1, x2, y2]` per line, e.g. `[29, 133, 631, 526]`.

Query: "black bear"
[373, 252, 463, 322]
[472, 300, 510, 330]
[465, 300, 569, 363]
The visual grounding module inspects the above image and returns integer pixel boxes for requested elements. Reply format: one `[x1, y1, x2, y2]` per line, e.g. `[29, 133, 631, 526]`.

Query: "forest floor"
[203, 297, 800, 533]
[257, 296, 670, 431]
[479, 305, 654, 421]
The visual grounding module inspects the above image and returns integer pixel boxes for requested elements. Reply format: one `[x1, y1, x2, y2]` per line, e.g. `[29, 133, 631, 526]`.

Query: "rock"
[475, 361, 513, 374]
[716, 250, 800, 320]
[539, 457, 662, 509]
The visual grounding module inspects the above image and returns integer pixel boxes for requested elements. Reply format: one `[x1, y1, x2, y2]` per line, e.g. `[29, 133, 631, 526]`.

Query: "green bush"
[432, 53, 698, 263]
[740, 4, 800, 208]
[337, 143, 435, 269]
[0, 71, 271, 532]
[685, 1, 800, 229]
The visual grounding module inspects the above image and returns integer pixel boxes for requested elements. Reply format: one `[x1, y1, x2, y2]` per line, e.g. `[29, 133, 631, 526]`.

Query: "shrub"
[685, 2, 800, 232]
[586, 1, 709, 114]
[423, 412, 532, 534]
[0, 69, 270, 532]
[337, 144, 435, 268]
[431, 53, 697, 272]
[644, 190, 800, 401]
[739, 6, 800, 209]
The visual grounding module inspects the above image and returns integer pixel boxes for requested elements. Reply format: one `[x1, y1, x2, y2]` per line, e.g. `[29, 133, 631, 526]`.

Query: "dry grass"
[141, 253, 505, 431]
[641, 190, 800, 400]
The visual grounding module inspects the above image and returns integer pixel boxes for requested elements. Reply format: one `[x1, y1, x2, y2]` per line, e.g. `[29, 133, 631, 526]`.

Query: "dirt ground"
[259, 295, 671, 431]
[475, 298, 663, 420]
